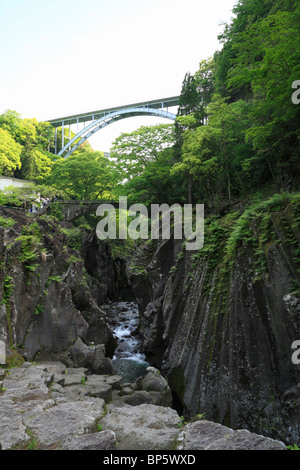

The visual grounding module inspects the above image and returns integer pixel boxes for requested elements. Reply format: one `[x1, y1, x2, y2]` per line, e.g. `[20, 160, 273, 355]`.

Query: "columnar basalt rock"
[127, 197, 300, 446]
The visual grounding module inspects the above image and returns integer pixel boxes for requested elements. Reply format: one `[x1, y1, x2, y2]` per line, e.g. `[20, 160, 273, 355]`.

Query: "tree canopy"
[47, 151, 114, 201]
[111, 123, 175, 180]
[0, 0, 299, 210]
[0, 128, 22, 174]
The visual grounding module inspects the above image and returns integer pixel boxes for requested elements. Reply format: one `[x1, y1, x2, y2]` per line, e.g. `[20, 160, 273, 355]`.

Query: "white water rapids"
[101, 300, 149, 382]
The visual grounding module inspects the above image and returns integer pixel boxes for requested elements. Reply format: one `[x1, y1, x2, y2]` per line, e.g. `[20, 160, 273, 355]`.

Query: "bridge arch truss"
[46, 96, 179, 158]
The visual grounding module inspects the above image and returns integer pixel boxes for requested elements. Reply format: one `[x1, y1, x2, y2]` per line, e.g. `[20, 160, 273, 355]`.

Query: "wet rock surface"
[0, 362, 286, 450]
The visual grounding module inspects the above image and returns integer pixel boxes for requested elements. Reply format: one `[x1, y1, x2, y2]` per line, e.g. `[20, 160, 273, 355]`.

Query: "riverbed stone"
[0, 363, 289, 450]
[22, 399, 106, 447]
[177, 420, 234, 450]
[105, 375, 122, 389]
[62, 384, 90, 398]
[59, 430, 116, 450]
[143, 366, 169, 391]
[206, 428, 287, 450]
[141, 366, 173, 407]
[100, 404, 180, 450]
[64, 367, 88, 375]
[121, 385, 134, 395]
[177, 420, 286, 450]
[122, 390, 153, 406]
[50, 383, 65, 394]
[0, 413, 29, 450]
[84, 374, 107, 386]
[71, 338, 114, 375]
[60, 372, 86, 386]
[85, 382, 113, 402]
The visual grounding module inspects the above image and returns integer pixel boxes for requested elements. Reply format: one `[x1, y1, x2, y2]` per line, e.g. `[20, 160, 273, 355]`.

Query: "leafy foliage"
[0, 0, 298, 213]
[0, 128, 22, 175]
[111, 124, 175, 180]
[171, 0, 300, 204]
[47, 151, 114, 200]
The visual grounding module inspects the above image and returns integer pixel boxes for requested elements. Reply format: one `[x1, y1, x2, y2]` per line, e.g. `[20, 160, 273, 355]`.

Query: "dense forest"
[0, 0, 299, 211]
[0, 0, 300, 449]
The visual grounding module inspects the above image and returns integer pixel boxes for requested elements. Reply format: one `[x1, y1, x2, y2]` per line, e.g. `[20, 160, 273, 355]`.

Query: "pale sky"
[0, 0, 237, 152]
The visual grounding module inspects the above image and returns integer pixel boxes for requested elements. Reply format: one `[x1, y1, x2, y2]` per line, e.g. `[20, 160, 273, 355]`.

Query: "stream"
[101, 300, 149, 383]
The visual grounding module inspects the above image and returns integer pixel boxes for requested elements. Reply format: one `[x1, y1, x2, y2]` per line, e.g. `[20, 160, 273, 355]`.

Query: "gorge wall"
[0, 206, 126, 371]
[1, 193, 299, 447]
[127, 193, 300, 446]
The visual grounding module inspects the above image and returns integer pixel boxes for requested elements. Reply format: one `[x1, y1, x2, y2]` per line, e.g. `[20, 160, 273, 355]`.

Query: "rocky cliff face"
[0, 206, 118, 369]
[127, 193, 300, 446]
[1, 194, 299, 448]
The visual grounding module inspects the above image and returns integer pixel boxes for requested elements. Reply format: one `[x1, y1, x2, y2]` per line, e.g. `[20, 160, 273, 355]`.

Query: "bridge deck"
[45, 96, 180, 128]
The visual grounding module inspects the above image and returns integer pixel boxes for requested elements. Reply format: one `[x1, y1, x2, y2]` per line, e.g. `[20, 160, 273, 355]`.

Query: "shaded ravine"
[101, 300, 150, 383]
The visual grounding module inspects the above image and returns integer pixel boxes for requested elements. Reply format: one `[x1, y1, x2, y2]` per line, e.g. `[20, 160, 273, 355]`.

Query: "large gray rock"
[0, 399, 30, 450]
[122, 390, 153, 406]
[71, 338, 114, 375]
[85, 383, 113, 402]
[177, 420, 286, 450]
[0, 364, 55, 449]
[100, 404, 180, 450]
[206, 429, 286, 450]
[22, 399, 106, 447]
[142, 366, 173, 407]
[59, 430, 116, 450]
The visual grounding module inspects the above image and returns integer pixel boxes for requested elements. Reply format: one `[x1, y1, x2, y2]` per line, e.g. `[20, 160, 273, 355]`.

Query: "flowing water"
[101, 300, 149, 383]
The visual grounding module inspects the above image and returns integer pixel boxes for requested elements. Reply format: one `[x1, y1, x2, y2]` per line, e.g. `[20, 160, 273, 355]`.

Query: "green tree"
[172, 94, 255, 204]
[206, 95, 254, 198]
[111, 124, 175, 179]
[227, 7, 300, 187]
[16, 146, 53, 182]
[0, 183, 66, 208]
[171, 124, 220, 204]
[175, 72, 204, 155]
[0, 128, 22, 175]
[214, 0, 297, 99]
[194, 58, 215, 111]
[0, 110, 22, 138]
[36, 122, 55, 151]
[48, 151, 114, 200]
[118, 147, 186, 207]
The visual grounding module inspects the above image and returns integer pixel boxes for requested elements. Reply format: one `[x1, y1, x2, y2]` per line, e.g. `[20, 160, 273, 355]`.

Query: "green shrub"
[16, 235, 38, 264]
[34, 305, 44, 315]
[0, 216, 15, 228]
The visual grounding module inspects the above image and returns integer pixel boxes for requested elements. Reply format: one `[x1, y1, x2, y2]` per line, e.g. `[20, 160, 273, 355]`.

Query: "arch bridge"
[46, 96, 179, 158]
